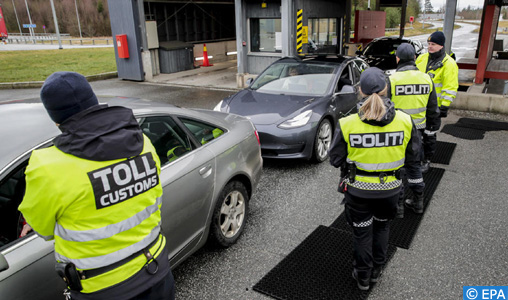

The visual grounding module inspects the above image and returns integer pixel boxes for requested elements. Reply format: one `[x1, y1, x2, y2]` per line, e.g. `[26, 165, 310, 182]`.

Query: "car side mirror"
[246, 78, 254, 86]
[336, 85, 355, 95]
[0, 254, 9, 272]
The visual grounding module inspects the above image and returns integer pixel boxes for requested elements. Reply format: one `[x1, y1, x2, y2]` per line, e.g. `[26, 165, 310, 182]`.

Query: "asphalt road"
[2, 81, 507, 299]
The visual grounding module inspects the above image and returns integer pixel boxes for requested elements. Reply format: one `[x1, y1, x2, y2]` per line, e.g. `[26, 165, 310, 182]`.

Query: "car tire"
[312, 119, 332, 163]
[209, 181, 249, 248]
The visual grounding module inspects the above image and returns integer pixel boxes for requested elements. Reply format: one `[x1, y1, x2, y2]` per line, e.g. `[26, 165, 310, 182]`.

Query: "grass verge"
[0, 47, 116, 83]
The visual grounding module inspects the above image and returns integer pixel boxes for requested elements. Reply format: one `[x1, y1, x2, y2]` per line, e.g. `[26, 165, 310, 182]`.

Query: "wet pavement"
[2, 82, 507, 300]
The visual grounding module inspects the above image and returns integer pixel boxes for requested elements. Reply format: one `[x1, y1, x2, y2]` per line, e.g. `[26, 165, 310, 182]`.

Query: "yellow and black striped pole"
[296, 9, 303, 54]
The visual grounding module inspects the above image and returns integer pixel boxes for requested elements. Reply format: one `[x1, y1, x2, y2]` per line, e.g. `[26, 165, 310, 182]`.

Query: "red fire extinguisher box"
[116, 34, 129, 59]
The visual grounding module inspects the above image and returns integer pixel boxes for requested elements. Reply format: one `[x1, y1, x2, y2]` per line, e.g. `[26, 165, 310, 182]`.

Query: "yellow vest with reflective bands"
[19, 135, 164, 293]
[416, 52, 458, 108]
[339, 110, 412, 191]
[390, 70, 433, 129]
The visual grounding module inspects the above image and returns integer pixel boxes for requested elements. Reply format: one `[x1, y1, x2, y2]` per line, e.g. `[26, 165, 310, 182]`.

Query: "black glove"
[439, 105, 449, 118]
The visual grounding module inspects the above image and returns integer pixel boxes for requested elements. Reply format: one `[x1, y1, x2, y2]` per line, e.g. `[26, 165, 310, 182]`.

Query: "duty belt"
[354, 169, 401, 184]
[79, 235, 160, 279]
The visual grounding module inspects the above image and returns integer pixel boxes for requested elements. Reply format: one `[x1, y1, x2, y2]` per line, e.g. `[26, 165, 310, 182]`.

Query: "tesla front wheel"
[209, 181, 249, 247]
[312, 119, 332, 163]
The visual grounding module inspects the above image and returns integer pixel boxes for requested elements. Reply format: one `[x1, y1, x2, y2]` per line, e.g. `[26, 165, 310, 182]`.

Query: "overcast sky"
[430, 0, 485, 10]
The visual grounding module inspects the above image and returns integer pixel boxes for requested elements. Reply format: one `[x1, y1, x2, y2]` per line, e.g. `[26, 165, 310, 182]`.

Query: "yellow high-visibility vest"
[339, 110, 413, 191]
[416, 53, 458, 108]
[390, 70, 433, 129]
[19, 134, 164, 293]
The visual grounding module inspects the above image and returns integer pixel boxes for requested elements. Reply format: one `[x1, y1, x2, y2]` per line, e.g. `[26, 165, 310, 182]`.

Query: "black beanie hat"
[396, 43, 416, 61]
[360, 67, 387, 95]
[428, 31, 445, 46]
[40, 72, 99, 124]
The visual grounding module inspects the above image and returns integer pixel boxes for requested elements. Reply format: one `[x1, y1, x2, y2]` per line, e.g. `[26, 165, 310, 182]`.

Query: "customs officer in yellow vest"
[18, 72, 175, 300]
[329, 67, 424, 291]
[416, 31, 458, 119]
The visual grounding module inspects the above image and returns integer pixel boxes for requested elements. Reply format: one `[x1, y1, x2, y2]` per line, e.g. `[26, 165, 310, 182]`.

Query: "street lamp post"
[11, 0, 22, 35]
[74, 0, 82, 39]
[423, 9, 426, 29]
[49, 0, 62, 49]
[23, 0, 34, 41]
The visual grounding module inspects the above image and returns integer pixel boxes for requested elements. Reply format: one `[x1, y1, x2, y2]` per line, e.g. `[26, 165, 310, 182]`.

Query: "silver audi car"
[0, 96, 263, 300]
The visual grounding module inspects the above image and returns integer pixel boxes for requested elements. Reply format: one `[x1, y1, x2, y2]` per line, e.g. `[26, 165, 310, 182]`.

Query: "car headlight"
[278, 110, 312, 129]
[213, 100, 223, 112]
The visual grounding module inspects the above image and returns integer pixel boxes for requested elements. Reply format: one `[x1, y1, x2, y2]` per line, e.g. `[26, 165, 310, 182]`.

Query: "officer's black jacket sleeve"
[405, 121, 425, 194]
[425, 83, 441, 132]
[386, 77, 392, 98]
[329, 121, 347, 170]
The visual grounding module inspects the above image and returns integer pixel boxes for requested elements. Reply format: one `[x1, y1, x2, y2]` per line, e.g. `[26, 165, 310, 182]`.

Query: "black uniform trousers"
[132, 270, 175, 300]
[344, 191, 398, 281]
[419, 128, 436, 161]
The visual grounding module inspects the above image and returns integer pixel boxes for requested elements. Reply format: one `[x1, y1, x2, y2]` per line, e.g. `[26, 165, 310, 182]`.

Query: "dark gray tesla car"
[214, 55, 368, 162]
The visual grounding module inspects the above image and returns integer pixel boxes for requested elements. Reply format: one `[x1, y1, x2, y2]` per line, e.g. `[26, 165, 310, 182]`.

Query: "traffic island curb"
[0, 71, 118, 90]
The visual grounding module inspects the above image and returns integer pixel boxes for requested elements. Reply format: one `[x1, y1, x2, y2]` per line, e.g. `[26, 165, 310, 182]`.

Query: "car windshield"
[364, 40, 405, 56]
[250, 62, 336, 96]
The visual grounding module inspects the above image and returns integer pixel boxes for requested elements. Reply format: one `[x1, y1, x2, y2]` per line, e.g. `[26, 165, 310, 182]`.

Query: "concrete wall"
[193, 40, 237, 63]
[455, 92, 508, 114]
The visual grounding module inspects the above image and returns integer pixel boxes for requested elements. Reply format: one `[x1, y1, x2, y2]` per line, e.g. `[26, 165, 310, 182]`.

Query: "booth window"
[308, 18, 338, 53]
[250, 18, 282, 53]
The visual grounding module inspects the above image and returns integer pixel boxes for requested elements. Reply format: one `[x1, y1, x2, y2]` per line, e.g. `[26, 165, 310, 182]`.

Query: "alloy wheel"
[219, 190, 245, 238]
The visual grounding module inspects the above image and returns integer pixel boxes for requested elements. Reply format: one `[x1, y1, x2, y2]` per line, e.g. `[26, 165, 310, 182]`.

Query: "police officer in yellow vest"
[390, 43, 441, 176]
[329, 67, 424, 291]
[416, 31, 458, 119]
[18, 72, 175, 300]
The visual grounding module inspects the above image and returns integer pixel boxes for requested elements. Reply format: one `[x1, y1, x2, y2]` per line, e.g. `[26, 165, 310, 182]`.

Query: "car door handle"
[199, 165, 212, 178]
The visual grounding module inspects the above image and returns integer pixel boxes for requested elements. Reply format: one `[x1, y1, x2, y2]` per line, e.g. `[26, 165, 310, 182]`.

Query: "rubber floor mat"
[456, 118, 508, 131]
[253, 226, 397, 300]
[431, 141, 456, 165]
[330, 168, 445, 249]
[441, 124, 485, 140]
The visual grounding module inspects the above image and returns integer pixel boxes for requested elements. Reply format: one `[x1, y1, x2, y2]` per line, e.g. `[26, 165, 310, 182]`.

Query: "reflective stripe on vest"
[443, 89, 457, 96]
[390, 70, 433, 128]
[55, 197, 162, 242]
[55, 225, 161, 269]
[346, 157, 405, 171]
[339, 111, 412, 190]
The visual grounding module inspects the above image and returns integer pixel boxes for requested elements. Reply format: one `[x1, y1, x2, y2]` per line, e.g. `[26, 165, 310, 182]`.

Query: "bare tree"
[1, 0, 111, 36]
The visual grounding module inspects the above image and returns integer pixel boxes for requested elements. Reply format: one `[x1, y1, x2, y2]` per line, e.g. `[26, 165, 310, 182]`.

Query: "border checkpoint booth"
[107, 0, 355, 87]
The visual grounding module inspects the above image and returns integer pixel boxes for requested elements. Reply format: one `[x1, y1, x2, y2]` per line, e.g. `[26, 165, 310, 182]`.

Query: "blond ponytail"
[359, 86, 388, 121]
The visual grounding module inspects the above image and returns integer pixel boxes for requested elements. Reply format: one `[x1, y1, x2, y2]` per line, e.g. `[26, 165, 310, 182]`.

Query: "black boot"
[405, 193, 424, 214]
[352, 269, 370, 291]
[371, 265, 384, 283]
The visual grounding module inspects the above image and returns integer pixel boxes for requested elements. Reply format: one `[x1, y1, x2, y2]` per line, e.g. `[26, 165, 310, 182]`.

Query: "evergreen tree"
[424, 0, 433, 13]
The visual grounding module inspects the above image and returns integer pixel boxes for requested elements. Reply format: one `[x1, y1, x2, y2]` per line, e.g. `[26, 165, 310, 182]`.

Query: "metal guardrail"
[8, 33, 71, 39]
[6, 36, 113, 46]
